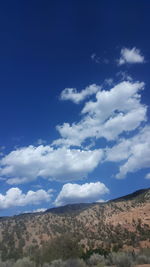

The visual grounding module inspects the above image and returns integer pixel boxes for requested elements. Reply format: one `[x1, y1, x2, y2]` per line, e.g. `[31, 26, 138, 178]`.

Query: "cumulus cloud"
[54, 182, 109, 206]
[145, 173, 150, 179]
[118, 47, 145, 65]
[0, 188, 52, 210]
[54, 81, 146, 147]
[106, 126, 150, 178]
[60, 84, 100, 104]
[24, 208, 47, 213]
[33, 208, 47, 212]
[96, 199, 106, 203]
[0, 146, 103, 184]
[0, 77, 149, 186]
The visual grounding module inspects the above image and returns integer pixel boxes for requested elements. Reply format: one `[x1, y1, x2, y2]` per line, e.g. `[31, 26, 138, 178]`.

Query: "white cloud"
[91, 53, 100, 63]
[0, 188, 52, 210]
[82, 81, 144, 116]
[33, 208, 47, 212]
[60, 84, 100, 104]
[54, 182, 109, 206]
[96, 199, 107, 203]
[0, 78, 149, 185]
[54, 81, 146, 147]
[118, 47, 145, 65]
[106, 126, 150, 178]
[145, 173, 150, 179]
[0, 146, 103, 184]
[23, 208, 47, 214]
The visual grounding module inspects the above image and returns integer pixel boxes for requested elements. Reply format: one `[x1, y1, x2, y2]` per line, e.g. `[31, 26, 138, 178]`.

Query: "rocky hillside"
[0, 188, 150, 261]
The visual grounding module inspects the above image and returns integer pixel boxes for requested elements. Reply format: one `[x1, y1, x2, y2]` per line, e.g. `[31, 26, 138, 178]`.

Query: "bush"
[87, 253, 105, 266]
[43, 263, 51, 267]
[50, 259, 66, 267]
[114, 252, 133, 267]
[64, 258, 86, 267]
[0, 259, 14, 267]
[13, 257, 34, 267]
[106, 252, 133, 267]
[105, 252, 117, 266]
[135, 254, 150, 264]
[40, 234, 83, 263]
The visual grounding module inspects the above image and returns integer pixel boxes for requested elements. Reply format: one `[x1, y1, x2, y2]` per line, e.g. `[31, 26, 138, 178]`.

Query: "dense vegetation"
[0, 248, 150, 267]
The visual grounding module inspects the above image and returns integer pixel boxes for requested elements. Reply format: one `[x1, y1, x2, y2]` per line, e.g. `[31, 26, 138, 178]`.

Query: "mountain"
[111, 188, 150, 202]
[45, 202, 94, 214]
[0, 188, 150, 261]
[45, 188, 150, 214]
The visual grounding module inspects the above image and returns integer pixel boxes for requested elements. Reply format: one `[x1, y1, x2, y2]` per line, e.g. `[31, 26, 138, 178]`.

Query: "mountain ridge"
[0, 187, 149, 219]
[0, 187, 149, 261]
[25, 186, 150, 216]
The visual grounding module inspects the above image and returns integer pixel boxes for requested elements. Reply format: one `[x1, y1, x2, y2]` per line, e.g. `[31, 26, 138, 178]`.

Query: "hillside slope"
[0, 188, 150, 260]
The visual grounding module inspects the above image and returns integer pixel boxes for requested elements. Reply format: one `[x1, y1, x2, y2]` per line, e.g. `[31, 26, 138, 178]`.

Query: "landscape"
[0, 188, 150, 266]
[0, 1, 150, 266]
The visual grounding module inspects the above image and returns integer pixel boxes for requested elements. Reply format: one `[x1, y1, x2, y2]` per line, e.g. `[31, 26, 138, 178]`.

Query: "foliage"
[87, 253, 105, 266]
[135, 248, 150, 264]
[105, 252, 133, 267]
[49, 259, 66, 267]
[1, 249, 150, 267]
[39, 234, 83, 264]
[114, 252, 133, 267]
[64, 258, 86, 267]
[13, 257, 34, 267]
[136, 254, 150, 264]
[82, 247, 109, 260]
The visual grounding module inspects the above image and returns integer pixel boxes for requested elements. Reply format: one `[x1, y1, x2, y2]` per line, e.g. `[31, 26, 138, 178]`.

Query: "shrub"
[135, 254, 150, 264]
[50, 259, 66, 267]
[105, 252, 117, 266]
[106, 252, 133, 267]
[43, 263, 51, 267]
[0, 259, 14, 267]
[64, 258, 86, 267]
[13, 257, 34, 267]
[87, 253, 105, 266]
[40, 234, 83, 263]
[114, 252, 133, 267]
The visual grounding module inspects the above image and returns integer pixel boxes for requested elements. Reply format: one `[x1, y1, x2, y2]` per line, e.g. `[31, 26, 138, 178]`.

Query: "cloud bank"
[0, 188, 52, 210]
[54, 81, 146, 147]
[0, 46, 149, 207]
[54, 182, 109, 206]
[0, 77, 149, 184]
[106, 126, 150, 178]
[0, 47, 149, 213]
[0, 146, 102, 184]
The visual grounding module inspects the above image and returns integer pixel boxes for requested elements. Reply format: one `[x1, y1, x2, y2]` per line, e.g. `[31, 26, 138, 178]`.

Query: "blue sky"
[0, 0, 150, 216]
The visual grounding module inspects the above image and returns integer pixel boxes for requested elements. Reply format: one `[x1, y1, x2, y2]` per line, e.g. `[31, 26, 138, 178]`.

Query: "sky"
[0, 0, 150, 216]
